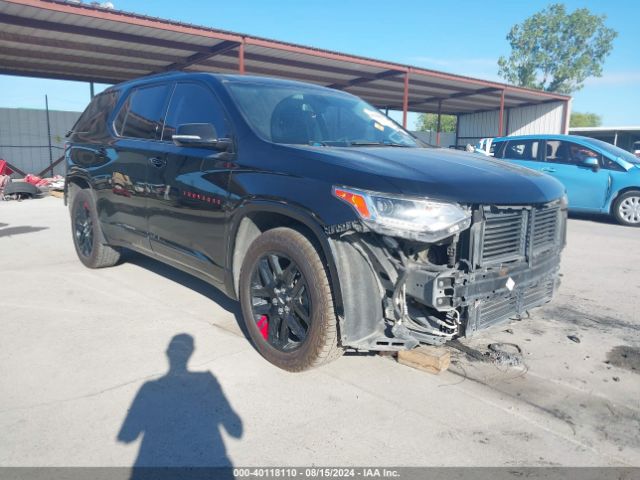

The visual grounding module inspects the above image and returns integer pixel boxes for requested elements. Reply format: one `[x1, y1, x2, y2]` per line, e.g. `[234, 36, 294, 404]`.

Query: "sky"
[1, 0, 638, 128]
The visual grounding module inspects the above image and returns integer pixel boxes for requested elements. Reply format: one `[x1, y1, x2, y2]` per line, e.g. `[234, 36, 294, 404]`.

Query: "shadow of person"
[118, 334, 242, 479]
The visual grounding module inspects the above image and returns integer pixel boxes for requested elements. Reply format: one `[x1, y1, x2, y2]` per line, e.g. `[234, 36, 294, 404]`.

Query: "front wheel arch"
[227, 203, 345, 315]
[609, 187, 640, 214]
[612, 189, 640, 226]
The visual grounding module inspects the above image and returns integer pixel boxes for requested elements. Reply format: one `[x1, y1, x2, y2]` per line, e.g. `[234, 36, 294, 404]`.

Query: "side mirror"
[172, 123, 231, 151]
[580, 157, 599, 171]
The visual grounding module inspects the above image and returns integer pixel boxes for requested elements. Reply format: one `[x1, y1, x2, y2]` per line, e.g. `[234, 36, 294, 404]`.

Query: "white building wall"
[456, 101, 566, 148]
[411, 130, 457, 148]
[0, 107, 81, 177]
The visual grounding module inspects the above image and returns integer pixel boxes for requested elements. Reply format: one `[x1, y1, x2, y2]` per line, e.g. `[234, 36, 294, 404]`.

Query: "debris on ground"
[397, 346, 451, 374]
[25, 174, 65, 190]
[2, 181, 42, 200]
[567, 335, 581, 343]
[613, 376, 620, 382]
[504, 328, 514, 334]
[0, 173, 64, 201]
[486, 342, 523, 367]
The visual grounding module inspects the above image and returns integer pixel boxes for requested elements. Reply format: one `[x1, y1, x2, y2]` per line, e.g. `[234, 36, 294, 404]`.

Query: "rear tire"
[70, 189, 121, 268]
[613, 190, 640, 227]
[239, 227, 343, 371]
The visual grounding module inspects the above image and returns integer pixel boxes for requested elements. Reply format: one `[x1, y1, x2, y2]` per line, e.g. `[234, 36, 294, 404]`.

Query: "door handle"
[541, 167, 556, 173]
[149, 157, 166, 168]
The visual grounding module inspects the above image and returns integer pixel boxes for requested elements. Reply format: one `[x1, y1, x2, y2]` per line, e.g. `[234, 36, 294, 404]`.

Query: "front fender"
[224, 199, 347, 314]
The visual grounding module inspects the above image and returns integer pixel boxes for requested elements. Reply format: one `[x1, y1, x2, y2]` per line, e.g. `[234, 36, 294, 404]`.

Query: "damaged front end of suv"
[327, 187, 567, 351]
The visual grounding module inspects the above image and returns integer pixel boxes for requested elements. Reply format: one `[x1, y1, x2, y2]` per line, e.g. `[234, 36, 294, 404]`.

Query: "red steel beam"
[0, 13, 214, 52]
[196, 60, 339, 84]
[436, 100, 442, 146]
[3, 47, 153, 73]
[327, 69, 402, 90]
[245, 37, 409, 73]
[402, 71, 410, 128]
[162, 40, 239, 72]
[1, 0, 242, 43]
[498, 89, 505, 136]
[238, 39, 245, 74]
[0, 31, 183, 63]
[218, 50, 381, 79]
[410, 87, 502, 107]
[0, 60, 130, 84]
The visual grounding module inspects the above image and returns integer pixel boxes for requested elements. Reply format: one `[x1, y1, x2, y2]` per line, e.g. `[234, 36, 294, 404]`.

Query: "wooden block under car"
[397, 346, 451, 374]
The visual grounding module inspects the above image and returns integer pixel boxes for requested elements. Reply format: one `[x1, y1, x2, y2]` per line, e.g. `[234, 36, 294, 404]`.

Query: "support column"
[89, 81, 95, 98]
[238, 39, 245, 74]
[436, 100, 442, 146]
[498, 89, 505, 136]
[45, 95, 53, 176]
[561, 98, 572, 134]
[454, 115, 459, 149]
[402, 71, 409, 128]
[613, 131, 618, 146]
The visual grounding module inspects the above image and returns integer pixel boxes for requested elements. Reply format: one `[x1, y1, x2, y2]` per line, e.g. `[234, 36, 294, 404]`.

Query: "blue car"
[490, 134, 640, 226]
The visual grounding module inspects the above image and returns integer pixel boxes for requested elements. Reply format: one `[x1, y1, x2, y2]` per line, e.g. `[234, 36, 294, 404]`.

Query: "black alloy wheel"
[70, 188, 121, 268]
[250, 253, 311, 351]
[238, 227, 342, 371]
[74, 199, 94, 258]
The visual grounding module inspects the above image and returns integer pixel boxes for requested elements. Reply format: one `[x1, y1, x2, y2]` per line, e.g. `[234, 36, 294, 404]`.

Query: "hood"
[285, 145, 565, 205]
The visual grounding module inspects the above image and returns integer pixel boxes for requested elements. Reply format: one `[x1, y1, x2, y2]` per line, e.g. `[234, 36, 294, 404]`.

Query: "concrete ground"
[0, 196, 639, 467]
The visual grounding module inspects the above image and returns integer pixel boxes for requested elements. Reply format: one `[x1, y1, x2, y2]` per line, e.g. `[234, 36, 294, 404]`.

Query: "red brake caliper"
[257, 315, 269, 340]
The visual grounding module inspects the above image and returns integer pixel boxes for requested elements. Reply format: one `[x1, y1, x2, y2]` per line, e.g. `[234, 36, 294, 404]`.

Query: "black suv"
[66, 72, 567, 371]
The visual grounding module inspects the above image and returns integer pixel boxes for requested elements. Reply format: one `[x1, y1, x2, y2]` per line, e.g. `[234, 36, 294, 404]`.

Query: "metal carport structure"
[0, 0, 570, 159]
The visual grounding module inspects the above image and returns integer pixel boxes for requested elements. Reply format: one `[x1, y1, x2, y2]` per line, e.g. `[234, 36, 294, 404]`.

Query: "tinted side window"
[71, 90, 119, 142]
[503, 140, 540, 161]
[492, 141, 505, 158]
[568, 142, 601, 166]
[119, 84, 171, 140]
[544, 141, 569, 163]
[545, 141, 601, 166]
[113, 95, 130, 135]
[602, 155, 625, 171]
[162, 83, 229, 141]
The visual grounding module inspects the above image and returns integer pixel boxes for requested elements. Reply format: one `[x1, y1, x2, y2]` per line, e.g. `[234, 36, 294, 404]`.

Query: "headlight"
[560, 193, 569, 209]
[333, 186, 471, 243]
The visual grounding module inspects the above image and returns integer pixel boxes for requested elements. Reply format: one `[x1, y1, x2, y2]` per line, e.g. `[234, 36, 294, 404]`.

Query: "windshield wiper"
[348, 141, 411, 147]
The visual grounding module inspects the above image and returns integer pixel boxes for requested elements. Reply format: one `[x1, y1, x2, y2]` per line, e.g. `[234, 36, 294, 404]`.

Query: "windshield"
[587, 138, 640, 165]
[224, 81, 418, 147]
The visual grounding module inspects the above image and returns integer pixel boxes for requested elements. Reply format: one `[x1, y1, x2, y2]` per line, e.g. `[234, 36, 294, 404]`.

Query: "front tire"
[238, 227, 343, 371]
[613, 190, 640, 227]
[70, 189, 121, 268]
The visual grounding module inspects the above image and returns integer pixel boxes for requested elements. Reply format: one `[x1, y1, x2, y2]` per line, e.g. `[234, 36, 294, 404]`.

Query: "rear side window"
[116, 84, 171, 140]
[492, 141, 505, 158]
[503, 140, 540, 161]
[71, 90, 119, 142]
[161, 83, 230, 140]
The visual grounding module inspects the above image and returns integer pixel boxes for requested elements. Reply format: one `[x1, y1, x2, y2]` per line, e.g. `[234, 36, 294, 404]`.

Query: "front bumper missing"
[404, 253, 560, 336]
[329, 201, 565, 351]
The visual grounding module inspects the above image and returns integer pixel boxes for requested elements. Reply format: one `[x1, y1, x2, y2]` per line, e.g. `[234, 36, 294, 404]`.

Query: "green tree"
[415, 113, 456, 132]
[498, 3, 617, 93]
[570, 112, 602, 127]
